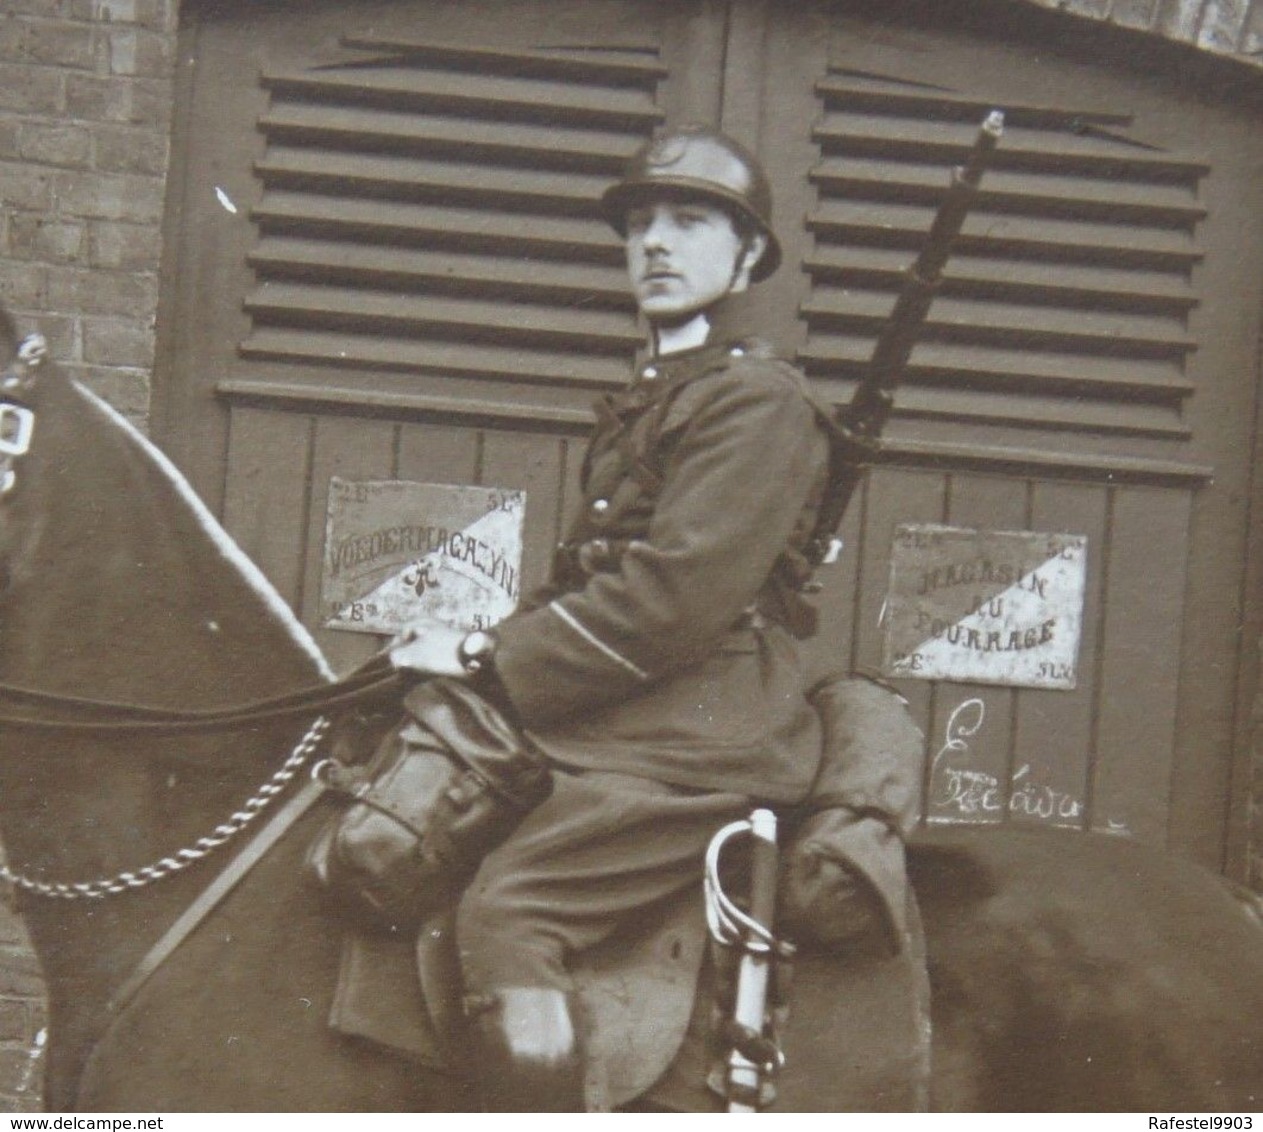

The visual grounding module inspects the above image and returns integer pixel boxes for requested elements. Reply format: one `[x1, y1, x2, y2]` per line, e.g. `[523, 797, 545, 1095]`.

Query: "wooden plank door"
[154, 0, 1263, 873]
[737, 0, 1263, 871]
[155, 0, 728, 674]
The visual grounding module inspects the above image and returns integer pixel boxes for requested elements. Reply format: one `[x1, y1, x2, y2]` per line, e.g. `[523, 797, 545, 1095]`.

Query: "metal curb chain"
[1, 715, 330, 900]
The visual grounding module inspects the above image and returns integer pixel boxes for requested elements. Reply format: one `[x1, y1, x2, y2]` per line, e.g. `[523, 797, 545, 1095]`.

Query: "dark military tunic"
[458, 333, 833, 992]
[493, 335, 831, 801]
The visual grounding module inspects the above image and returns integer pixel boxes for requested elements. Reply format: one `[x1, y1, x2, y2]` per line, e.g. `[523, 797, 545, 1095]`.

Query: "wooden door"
[154, 0, 1263, 874]
[726, 0, 1263, 872]
[156, 0, 727, 675]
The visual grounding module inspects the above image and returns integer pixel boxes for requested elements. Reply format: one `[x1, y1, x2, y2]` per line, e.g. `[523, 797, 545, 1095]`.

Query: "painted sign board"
[882, 524, 1086, 690]
[321, 478, 524, 636]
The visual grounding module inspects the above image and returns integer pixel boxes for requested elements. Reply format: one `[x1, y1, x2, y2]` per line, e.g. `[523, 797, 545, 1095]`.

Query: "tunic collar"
[604, 336, 770, 417]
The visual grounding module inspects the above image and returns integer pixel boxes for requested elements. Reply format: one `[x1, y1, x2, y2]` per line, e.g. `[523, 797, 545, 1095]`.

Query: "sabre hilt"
[703, 809, 784, 1111]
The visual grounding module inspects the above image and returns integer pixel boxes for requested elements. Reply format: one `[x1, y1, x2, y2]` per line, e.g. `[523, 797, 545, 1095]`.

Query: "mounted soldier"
[347, 124, 922, 1111]
[6, 111, 1262, 1114]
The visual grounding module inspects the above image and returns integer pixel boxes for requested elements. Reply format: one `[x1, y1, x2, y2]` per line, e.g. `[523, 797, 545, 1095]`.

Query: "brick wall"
[0, 909, 44, 1114]
[0, 0, 179, 430]
[0, 0, 181, 1109]
[1015, 0, 1263, 61]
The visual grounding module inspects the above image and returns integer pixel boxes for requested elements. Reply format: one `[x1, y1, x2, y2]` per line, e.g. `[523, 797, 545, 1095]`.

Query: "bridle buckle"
[0, 403, 34, 457]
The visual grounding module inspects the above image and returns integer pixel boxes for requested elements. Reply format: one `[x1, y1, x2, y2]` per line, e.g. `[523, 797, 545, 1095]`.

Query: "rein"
[0, 660, 405, 735]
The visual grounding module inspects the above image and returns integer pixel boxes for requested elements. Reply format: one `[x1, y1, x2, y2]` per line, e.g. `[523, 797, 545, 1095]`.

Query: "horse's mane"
[72, 382, 333, 681]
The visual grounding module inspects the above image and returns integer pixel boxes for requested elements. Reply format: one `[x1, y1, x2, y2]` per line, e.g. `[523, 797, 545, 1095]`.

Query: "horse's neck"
[2, 376, 329, 705]
[0, 372, 334, 1090]
[0, 371, 330, 865]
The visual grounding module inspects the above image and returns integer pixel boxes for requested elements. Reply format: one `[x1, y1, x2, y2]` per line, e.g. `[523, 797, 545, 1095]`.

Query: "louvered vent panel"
[802, 71, 1207, 442]
[242, 39, 665, 389]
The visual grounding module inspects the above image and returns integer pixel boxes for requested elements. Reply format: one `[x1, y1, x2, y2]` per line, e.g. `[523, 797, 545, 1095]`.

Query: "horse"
[0, 353, 1260, 1112]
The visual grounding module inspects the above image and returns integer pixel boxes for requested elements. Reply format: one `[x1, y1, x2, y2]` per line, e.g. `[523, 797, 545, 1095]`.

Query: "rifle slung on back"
[805, 110, 1005, 569]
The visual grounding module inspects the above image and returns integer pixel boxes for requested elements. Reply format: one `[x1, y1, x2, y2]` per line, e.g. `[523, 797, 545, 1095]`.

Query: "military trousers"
[455, 769, 751, 993]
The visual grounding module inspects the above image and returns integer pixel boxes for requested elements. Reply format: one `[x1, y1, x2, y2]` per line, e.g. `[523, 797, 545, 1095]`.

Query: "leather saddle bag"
[306, 678, 552, 932]
[778, 673, 924, 953]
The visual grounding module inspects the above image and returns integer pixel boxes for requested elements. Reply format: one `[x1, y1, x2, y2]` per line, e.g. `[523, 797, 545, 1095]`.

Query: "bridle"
[0, 332, 409, 897]
[0, 332, 423, 1028]
[0, 334, 40, 498]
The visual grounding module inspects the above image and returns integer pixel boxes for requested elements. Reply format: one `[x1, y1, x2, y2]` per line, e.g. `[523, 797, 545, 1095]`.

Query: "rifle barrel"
[805, 111, 1004, 567]
[914, 109, 1005, 285]
[843, 110, 1005, 437]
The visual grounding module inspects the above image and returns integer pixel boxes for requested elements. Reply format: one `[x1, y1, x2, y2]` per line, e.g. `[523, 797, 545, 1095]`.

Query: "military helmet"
[600, 124, 783, 282]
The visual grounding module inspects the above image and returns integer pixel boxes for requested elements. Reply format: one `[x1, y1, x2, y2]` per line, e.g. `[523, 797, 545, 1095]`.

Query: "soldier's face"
[624, 198, 749, 323]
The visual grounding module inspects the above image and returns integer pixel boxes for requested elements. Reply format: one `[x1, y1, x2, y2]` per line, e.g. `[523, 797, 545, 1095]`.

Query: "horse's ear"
[15, 333, 48, 370]
[1, 330, 50, 395]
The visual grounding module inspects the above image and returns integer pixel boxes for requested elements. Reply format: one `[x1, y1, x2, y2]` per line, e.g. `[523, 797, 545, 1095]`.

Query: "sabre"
[704, 808, 783, 1111]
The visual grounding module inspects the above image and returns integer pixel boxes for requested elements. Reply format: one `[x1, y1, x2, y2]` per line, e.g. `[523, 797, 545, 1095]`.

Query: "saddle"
[319, 673, 930, 1110]
[325, 882, 929, 1111]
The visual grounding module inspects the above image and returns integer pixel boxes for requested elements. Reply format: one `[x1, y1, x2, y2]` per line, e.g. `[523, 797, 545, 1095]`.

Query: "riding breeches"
[455, 769, 751, 993]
